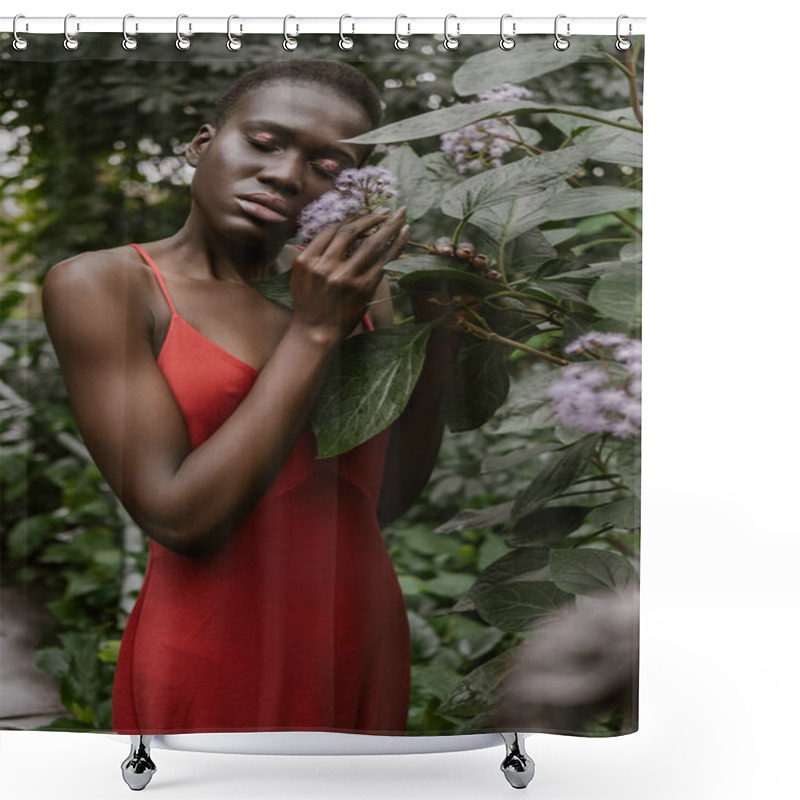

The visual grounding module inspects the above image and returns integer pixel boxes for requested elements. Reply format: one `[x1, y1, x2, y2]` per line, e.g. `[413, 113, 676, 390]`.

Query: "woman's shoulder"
[43, 245, 155, 309]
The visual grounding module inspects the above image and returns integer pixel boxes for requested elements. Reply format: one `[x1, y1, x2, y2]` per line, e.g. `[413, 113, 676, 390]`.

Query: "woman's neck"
[167, 214, 291, 282]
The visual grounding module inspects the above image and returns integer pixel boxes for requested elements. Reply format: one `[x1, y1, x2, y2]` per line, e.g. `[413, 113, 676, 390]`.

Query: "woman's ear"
[185, 124, 217, 167]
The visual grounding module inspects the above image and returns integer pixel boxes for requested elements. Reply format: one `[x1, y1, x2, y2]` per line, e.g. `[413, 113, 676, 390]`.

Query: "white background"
[2, 1, 799, 799]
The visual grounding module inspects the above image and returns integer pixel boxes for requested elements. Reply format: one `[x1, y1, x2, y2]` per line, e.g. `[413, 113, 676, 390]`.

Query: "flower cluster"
[440, 83, 534, 174]
[296, 166, 398, 242]
[547, 332, 642, 439]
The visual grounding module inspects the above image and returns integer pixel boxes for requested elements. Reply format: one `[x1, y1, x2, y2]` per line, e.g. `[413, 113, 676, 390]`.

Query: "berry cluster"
[430, 237, 502, 282]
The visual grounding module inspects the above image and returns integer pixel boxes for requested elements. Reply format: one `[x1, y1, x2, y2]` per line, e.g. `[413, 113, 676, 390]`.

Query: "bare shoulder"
[42, 245, 154, 318]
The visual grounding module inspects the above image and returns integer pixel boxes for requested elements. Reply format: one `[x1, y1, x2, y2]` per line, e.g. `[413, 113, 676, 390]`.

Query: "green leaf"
[469, 192, 560, 241]
[6, 515, 53, 560]
[438, 650, 518, 717]
[408, 610, 440, 661]
[550, 548, 637, 595]
[311, 323, 433, 458]
[401, 525, 464, 558]
[512, 436, 599, 520]
[411, 665, 461, 701]
[453, 40, 584, 95]
[549, 108, 643, 167]
[36, 647, 70, 679]
[424, 572, 477, 599]
[504, 228, 558, 271]
[379, 144, 439, 221]
[435, 501, 514, 534]
[394, 263, 504, 299]
[588, 262, 641, 330]
[472, 581, 572, 632]
[541, 186, 643, 222]
[591, 497, 640, 529]
[615, 438, 641, 497]
[470, 548, 550, 596]
[248, 270, 293, 310]
[98, 639, 122, 664]
[346, 102, 638, 146]
[443, 339, 510, 433]
[441, 133, 619, 219]
[507, 505, 591, 547]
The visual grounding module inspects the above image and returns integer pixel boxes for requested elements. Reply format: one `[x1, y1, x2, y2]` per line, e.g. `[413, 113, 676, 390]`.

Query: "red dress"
[112, 243, 411, 735]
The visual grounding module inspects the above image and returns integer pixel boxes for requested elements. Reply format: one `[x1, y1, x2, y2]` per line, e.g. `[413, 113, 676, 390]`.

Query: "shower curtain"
[1, 29, 642, 740]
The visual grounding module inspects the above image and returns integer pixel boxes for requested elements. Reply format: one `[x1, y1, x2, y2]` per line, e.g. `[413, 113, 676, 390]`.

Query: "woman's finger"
[347, 208, 407, 273]
[322, 207, 395, 261]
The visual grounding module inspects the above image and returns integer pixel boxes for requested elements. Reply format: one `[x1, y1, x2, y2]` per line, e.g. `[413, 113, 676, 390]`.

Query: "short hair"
[213, 61, 383, 130]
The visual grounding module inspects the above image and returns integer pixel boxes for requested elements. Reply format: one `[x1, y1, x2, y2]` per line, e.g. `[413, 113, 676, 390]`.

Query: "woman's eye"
[312, 158, 344, 178]
[247, 134, 280, 151]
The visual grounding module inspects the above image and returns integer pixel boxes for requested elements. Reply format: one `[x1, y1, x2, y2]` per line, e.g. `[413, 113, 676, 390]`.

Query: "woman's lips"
[236, 195, 292, 224]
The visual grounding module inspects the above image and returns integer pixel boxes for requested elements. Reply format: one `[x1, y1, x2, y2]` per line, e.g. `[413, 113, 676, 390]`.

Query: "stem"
[606, 533, 637, 559]
[626, 44, 644, 126]
[601, 51, 634, 79]
[462, 319, 569, 366]
[452, 217, 469, 248]
[555, 486, 621, 499]
[611, 211, 642, 235]
[573, 524, 615, 546]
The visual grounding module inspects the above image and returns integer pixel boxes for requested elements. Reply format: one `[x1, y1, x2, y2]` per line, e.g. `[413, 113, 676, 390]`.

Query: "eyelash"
[246, 136, 343, 180]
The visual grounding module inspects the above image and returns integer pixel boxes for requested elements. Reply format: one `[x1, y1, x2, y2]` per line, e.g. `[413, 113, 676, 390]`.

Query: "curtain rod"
[1, 16, 646, 37]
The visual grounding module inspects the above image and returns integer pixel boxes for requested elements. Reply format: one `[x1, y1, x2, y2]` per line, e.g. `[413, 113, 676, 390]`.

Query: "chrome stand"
[121, 735, 156, 791]
[500, 733, 535, 790]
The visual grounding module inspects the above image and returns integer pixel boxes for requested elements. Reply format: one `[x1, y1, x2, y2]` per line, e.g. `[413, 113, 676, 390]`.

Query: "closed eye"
[311, 158, 345, 179]
[246, 133, 281, 152]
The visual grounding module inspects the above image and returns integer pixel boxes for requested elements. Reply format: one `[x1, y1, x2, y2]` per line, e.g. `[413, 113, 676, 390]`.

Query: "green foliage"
[2, 33, 642, 735]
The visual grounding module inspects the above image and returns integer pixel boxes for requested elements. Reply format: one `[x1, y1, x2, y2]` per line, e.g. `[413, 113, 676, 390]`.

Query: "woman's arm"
[42, 209, 409, 558]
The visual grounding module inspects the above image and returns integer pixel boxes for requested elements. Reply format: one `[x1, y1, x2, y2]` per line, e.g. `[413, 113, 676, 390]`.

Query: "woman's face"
[187, 81, 372, 245]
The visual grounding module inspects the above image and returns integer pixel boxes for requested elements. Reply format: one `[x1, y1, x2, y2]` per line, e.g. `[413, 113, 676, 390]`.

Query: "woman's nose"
[256, 152, 303, 195]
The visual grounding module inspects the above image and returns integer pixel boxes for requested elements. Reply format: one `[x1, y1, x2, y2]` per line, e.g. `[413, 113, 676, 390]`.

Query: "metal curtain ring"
[616, 15, 632, 51]
[122, 14, 138, 51]
[499, 14, 515, 50]
[339, 15, 354, 50]
[227, 15, 242, 51]
[553, 14, 570, 51]
[64, 13, 79, 50]
[283, 15, 298, 51]
[12, 14, 28, 51]
[443, 14, 459, 51]
[175, 14, 191, 50]
[394, 15, 410, 50]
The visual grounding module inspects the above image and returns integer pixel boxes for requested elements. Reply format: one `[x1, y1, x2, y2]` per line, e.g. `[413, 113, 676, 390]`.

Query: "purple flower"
[547, 332, 642, 439]
[296, 166, 398, 242]
[440, 83, 534, 174]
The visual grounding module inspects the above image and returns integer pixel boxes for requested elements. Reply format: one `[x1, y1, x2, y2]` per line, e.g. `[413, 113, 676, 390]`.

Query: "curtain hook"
[394, 15, 410, 50]
[12, 14, 29, 51]
[283, 15, 299, 51]
[227, 15, 242, 51]
[175, 14, 191, 50]
[339, 15, 355, 50]
[64, 13, 80, 51]
[443, 14, 459, 51]
[553, 14, 570, 51]
[499, 14, 515, 50]
[122, 14, 138, 51]
[616, 15, 632, 51]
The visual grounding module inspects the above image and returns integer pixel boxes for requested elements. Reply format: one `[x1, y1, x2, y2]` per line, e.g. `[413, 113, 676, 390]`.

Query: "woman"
[41, 61, 460, 735]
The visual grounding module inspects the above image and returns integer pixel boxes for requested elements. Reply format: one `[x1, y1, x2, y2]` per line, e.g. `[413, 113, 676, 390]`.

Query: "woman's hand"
[289, 207, 409, 340]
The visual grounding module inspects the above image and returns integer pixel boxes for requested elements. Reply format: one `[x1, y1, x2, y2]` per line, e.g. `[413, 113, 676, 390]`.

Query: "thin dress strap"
[130, 243, 177, 316]
[130, 241, 374, 330]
